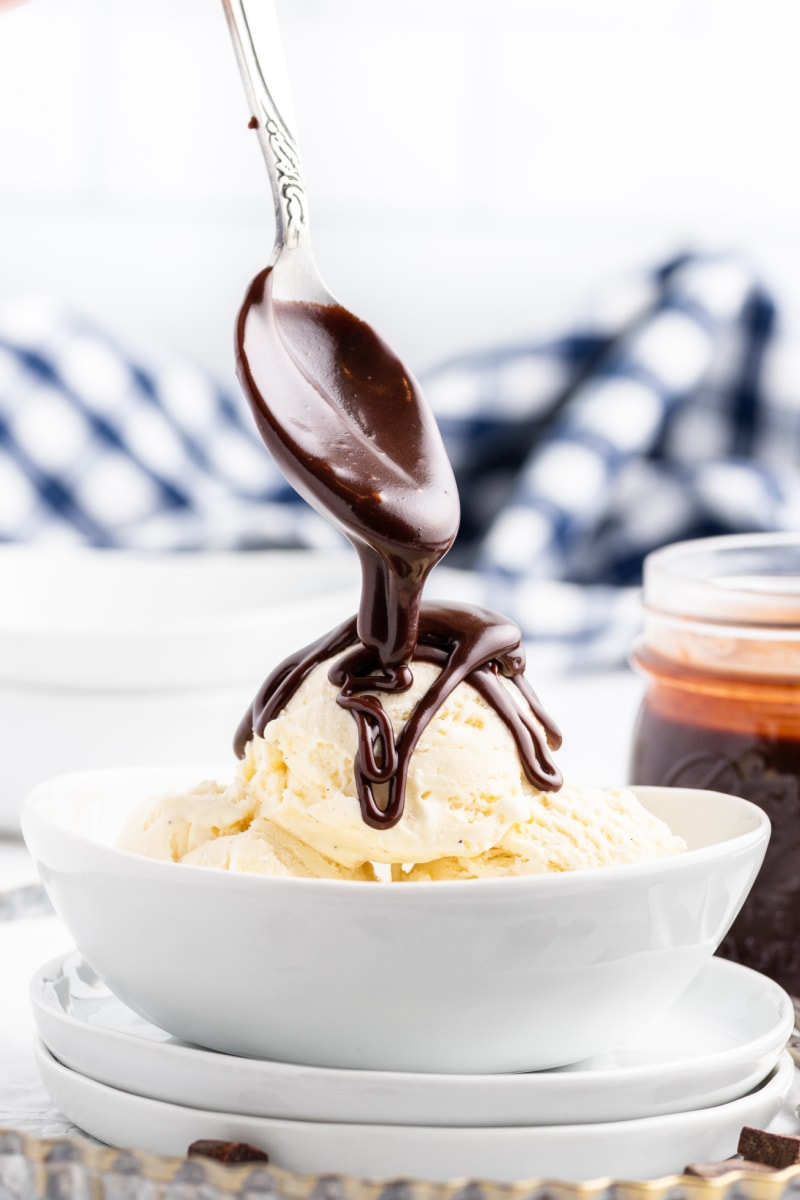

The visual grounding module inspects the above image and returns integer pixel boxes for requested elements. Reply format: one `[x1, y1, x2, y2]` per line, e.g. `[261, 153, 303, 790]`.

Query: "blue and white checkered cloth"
[0, 252, 795, 669]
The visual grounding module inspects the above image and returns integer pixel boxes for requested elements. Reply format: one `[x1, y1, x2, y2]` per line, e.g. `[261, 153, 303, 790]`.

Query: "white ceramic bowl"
[22, 769, 769, 1074]
[0, 545, 359, 830]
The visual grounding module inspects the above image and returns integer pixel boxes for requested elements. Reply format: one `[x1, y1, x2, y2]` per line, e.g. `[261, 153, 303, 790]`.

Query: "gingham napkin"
[0, 252, 794, 669]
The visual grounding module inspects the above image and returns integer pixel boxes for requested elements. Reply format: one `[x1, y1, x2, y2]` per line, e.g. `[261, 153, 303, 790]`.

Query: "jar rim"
[643, 532, 800, 627]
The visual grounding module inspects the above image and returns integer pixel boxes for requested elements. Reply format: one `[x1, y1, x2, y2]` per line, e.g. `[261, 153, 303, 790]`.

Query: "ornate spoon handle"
[221, 0, 310, 253]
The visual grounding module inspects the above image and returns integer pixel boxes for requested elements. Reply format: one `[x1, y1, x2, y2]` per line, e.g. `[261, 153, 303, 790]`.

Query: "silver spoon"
[219, 0, 460, 667]
[220, 0, 327, 306]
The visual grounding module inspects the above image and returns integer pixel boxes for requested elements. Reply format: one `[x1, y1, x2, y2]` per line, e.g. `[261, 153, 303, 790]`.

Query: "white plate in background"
[0, 545, 360, 690]
[0, 546, 360, 829]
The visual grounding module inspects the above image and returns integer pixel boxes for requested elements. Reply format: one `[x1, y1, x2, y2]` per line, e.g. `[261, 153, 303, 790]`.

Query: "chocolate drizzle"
[234, 265, 563, 828]
[234, 602, 562, 829]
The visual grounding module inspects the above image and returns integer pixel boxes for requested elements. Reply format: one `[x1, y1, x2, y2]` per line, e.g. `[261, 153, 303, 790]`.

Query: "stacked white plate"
[32, 951, 794, 1184]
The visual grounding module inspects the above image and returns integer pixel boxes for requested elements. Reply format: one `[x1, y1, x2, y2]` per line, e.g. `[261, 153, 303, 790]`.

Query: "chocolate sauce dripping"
[234, 265, 563, 829]
[236, 602, 563, 830]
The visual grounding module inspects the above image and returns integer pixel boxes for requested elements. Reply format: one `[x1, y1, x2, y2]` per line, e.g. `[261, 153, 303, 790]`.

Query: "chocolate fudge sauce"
[234, 266, 562, 827]
[630, 647, 800, 996]
[236, 267, 459, 665]
[235, 602, 562, 828]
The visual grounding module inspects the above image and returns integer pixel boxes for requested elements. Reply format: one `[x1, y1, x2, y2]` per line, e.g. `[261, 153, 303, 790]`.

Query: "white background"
[0, 0, 799, 390]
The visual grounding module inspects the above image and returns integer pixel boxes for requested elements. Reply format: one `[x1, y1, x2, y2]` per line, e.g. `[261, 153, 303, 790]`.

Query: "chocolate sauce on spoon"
[236, 267, 459, 665]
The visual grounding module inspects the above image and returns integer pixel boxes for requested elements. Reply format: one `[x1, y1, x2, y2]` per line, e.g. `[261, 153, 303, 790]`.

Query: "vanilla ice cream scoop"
[241, 657, 685, 873]
[118, 654, 686, 878]
[117, 777, 376, 880]
[118, 779, 257, 862]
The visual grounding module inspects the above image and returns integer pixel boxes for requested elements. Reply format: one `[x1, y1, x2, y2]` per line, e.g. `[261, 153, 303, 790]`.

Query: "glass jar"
[629, 532, 800, 998]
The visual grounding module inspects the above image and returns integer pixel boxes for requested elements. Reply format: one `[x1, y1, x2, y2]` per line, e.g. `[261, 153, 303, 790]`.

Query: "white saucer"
[34, 1040, 793, 1184]
[31, 952, 793, 1127]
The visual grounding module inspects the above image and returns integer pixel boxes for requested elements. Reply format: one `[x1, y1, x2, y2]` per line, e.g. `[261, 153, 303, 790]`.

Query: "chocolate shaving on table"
[738, 1126, 800, 1168]
[187, 1140, 269, 1165]
[684, 1159, 779, 1178]
[685, 1129, 800, 1177]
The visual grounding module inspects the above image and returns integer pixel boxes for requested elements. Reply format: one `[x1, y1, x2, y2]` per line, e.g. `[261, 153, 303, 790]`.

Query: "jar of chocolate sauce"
[629, 533, 800, 998]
